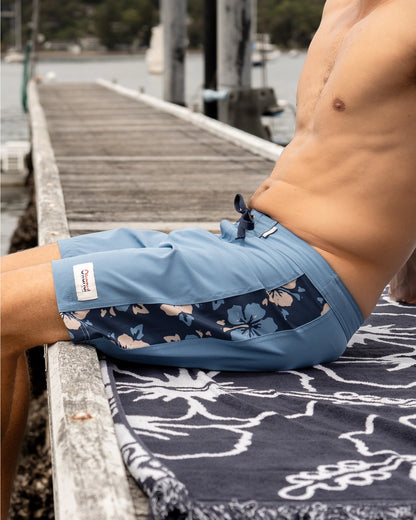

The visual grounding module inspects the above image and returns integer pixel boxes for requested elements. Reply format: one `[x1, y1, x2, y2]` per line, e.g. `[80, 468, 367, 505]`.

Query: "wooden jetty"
[28, 79, 282, 519]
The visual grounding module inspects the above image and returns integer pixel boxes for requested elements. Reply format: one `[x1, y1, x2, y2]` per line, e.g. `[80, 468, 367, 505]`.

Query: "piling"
[217, 0, 252, 91]
[203, 0, 218, 119]
[161, 0, 186, 106]
[216, 0, 274, 139]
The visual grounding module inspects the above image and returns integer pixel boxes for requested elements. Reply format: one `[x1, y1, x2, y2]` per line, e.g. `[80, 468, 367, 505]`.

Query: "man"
[2, 0, 415, 516]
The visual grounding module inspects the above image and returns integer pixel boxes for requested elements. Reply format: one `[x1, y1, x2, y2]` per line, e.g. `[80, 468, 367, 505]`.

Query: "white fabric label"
[73, 262, 98, 301]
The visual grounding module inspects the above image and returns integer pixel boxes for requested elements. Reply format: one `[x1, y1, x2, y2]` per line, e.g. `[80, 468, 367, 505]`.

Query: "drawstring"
[234, 194, 254, 239]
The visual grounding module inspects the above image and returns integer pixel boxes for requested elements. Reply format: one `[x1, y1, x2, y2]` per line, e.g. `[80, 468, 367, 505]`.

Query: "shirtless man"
[2, 0, 415, 516]
[249, 0, 416, 317]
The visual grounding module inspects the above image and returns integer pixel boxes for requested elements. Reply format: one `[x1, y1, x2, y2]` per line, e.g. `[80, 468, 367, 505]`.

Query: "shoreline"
[2, 48, 204, 63]
[2, 47, 305, 64]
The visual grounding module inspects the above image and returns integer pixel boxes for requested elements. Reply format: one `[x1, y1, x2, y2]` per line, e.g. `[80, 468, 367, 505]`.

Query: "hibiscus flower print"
[60, 275, 329, 349]
[224, 303, 278, 340]
[118, 324, 149, 349]
[132, 304, 149, 315]
[265, 278, 307, 307]
[61, 310, 90, 330]
[267, 289, 294, 307]
[161, 304, 194, 326]
[60, 310, 93, 340]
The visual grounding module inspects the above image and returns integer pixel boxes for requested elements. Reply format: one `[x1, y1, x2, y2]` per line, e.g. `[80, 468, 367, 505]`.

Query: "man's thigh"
[1, 242, 61, 273]
[58, 228, 169, 259]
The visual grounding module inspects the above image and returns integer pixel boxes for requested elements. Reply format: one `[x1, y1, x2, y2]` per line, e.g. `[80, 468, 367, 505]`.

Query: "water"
[1, 51, 306, 254]
[1, 51, 306, 144]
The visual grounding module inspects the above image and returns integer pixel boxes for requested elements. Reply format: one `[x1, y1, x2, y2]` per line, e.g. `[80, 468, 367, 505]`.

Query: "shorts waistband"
[247, 209, 364, 340]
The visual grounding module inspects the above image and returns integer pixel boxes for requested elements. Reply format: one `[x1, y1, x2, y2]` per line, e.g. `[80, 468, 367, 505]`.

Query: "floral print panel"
[62, 275, 330, 350]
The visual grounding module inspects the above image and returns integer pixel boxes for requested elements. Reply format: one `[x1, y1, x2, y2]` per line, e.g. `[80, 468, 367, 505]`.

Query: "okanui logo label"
[73, 262, 98, 301]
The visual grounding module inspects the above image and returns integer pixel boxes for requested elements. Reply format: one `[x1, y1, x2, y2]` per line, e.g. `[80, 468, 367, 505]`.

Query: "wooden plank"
[68, 221, 222, 233]
[46, 342, 148, 519]
[28, 80, 144, 520]
[54, 155, 264, 162]
[98, 78, 284, 162]
[29, 84, 69, 245]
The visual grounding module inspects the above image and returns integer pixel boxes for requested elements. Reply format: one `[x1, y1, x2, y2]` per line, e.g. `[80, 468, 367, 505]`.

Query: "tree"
[261, 0, 325, 48]
[187, 0, 203, 49]
[95, 0, 125, 50]
[9, 0, 325, 53]
[95, 0, 157, 50]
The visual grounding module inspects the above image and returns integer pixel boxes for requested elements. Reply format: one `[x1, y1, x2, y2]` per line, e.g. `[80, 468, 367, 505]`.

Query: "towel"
[101, 289, 416, 519]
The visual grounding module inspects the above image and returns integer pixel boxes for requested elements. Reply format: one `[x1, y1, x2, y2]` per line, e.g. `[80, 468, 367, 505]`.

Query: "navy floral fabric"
[61, 274, 329, 350]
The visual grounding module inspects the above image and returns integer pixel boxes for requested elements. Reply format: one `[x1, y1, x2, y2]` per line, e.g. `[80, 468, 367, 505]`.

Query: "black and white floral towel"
[101, 290, 416, 520]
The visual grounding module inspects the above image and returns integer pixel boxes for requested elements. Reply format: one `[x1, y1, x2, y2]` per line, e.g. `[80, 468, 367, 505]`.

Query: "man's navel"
[333, 97, 346, 111]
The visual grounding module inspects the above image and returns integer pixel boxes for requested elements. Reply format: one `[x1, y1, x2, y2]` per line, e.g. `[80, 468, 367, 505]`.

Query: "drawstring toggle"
[234, 194, 254, 239]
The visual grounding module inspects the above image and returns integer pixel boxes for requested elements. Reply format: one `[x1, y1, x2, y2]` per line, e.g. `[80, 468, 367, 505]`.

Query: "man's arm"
[389, 249, 416, 305]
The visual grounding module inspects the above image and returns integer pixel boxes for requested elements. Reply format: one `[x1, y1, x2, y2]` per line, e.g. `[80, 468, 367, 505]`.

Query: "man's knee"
[1, 264, 70, 354]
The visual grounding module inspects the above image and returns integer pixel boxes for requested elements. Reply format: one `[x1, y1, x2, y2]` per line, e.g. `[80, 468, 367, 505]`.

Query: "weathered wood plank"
[54, 155, 264, 161]
[29, 83, 69, 245]
[98, 79, 284, 162]
[68, 221, 222, 234]
[35, 83, 275, 230]
[46, 342, 148, 519]
[28, 80, 143, 520]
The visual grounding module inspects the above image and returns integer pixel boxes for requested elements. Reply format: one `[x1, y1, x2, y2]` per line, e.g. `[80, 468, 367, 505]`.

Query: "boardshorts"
[52, 197, 363, 371]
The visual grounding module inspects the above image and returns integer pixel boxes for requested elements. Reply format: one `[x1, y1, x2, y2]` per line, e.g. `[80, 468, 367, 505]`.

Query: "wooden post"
[15, 0, 22, 51]
[203, 0, 217, 119]
[217, 0, 274, 139]
[217, 0, 252, 91]
[251, 0, 257, 45]
[161, 0, 186, 106]
[29, 0, 39, 77]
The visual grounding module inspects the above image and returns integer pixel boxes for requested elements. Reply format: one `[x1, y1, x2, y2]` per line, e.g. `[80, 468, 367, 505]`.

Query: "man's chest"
[295, 3, 415, 126]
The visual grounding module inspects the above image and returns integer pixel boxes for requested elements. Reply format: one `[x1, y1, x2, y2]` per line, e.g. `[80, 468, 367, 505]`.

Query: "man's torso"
[249, 0, 416, 317]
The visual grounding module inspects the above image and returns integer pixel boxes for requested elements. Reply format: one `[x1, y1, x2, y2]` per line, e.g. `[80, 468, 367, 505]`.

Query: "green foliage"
[277, 0, 325, 48]
[9, 0, 325, 52]
[258, 0, 325, 48]
[95, 0, 157, 49]
[187, 0, 204, 49]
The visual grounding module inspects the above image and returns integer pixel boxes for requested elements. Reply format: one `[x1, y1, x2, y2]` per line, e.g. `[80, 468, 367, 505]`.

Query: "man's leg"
[1, 354, 30, 520]
[1, 242, 61, 273]
[1, 257, 70, 517]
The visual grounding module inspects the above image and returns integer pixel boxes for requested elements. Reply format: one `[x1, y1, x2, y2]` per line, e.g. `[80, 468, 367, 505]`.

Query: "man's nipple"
[333, 97, 346, 111]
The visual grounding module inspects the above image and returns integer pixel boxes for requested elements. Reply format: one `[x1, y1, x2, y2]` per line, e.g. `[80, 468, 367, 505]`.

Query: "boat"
[1, 141, 30, 185]
[252, 34, 281, 67]
[4, 0, 24, 63]
[4, 49, 24, 63]
[145, 25, 164, 75]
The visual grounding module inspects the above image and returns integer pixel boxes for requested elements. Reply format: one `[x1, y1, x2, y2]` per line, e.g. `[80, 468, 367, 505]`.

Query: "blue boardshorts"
[53, 198, 363, 371]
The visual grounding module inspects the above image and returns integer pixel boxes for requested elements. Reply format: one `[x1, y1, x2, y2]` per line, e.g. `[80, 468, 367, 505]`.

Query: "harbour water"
[1, 51, 306, 254]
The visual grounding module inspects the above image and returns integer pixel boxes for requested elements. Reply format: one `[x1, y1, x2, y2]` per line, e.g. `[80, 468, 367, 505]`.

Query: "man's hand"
[389, 249, 416, 304]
